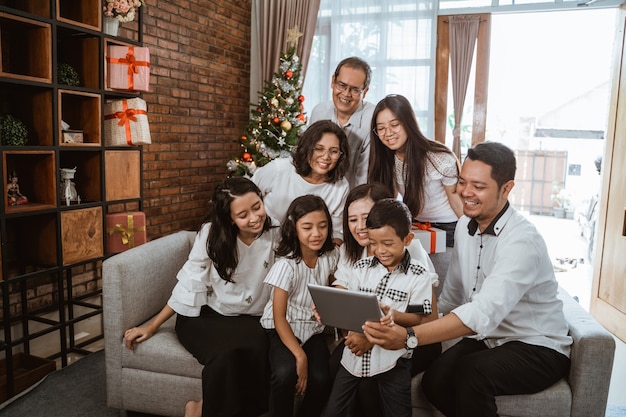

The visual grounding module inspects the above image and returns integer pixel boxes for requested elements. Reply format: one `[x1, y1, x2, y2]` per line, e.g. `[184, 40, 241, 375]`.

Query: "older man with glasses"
[309, 57, 374, 189]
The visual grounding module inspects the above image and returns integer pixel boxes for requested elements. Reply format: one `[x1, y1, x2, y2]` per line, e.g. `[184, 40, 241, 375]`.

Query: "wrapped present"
[106, 45, 150, 92]
[106, 212, 147, 254]
[104, 98, 151, 146]
[412, 222, 446, 254]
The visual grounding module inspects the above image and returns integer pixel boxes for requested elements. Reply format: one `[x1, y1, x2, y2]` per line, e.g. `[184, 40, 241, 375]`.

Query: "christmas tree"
[227, 41, 307, 177]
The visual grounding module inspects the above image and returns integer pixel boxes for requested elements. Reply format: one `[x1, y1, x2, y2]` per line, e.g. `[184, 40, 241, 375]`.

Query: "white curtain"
[302, 0, 438, 136]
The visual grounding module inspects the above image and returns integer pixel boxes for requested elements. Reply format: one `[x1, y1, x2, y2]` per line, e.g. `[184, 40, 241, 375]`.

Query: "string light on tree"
[227, 27, 307, 177]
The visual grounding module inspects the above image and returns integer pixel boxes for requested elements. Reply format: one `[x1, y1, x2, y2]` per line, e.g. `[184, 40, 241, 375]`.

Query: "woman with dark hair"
[368, 94, 463, 246]
[123, 177, 280, 417]
[253, 119, 351, 242]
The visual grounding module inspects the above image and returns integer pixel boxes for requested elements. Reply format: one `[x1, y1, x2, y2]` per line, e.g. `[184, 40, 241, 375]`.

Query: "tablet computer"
[308, 284, 383, 333]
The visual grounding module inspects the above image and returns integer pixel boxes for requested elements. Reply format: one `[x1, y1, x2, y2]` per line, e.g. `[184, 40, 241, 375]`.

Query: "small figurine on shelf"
[7, 171, 28, 206]
[60, 167, 79, 206]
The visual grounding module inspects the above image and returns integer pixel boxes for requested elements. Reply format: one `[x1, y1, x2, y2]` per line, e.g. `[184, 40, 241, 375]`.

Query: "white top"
[333, 241, 437, 289]
[340, 253, 437, 377]
[260, 247, 340, 344]
[395, 151, 459, 223]
[252, 157, 349, 240]
[440, 204, 572, 357]
[168, 222, 280, 317]
[309, 100, 375, 189]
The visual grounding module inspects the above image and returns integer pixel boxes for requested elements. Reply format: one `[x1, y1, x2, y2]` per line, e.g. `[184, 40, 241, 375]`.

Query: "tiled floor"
[527, 213, 626, 408]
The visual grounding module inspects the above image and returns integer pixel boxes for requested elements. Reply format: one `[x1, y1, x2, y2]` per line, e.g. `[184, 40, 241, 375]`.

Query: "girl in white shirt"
[261, 195, 340, 417]
[368, 94, 463, 246]
[122, 177, 279, 417]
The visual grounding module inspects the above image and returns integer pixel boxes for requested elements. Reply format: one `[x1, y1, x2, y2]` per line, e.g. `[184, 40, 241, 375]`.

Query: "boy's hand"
[379, 304, 395, 327]
[345, 331, 373, 356]
[295, 354, 308, 396]
[312, 304, 322, 324]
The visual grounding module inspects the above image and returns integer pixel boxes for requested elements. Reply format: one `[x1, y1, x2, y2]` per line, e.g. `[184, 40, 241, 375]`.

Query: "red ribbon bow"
[413, 222, 437, 253]
[104, 100, 147, 145]
[107, 46, 150, 90]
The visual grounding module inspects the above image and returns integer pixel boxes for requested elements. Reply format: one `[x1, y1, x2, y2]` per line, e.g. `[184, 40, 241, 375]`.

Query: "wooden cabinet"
[0, 1, 143, 401]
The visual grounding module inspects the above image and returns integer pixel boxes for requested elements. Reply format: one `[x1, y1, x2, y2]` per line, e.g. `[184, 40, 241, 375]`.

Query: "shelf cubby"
[0, 82, 53, 146]
[0, 12, 52, 83]
[0, 1, 51, 19]
[55, 0, 100, 32]
[58, 89, 101, 147]
[104, 150, 140, 201]
[60, 206, 103, 266]
[2, 150, 56, 214]
[57, 27, 100, 90]
[59, 150, 102, 204]
[2, 213, 58, 278]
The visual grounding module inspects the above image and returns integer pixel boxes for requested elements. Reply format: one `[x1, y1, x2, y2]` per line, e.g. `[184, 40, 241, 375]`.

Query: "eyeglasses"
[373, 121, 403, 137]
[333, 80, 365, 96]
[313, 146, 343, 160]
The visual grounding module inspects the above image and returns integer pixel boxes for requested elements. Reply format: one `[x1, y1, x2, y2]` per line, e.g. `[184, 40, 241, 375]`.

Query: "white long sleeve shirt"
[168, 222, 279, 317]
[439, 204, 572, 357]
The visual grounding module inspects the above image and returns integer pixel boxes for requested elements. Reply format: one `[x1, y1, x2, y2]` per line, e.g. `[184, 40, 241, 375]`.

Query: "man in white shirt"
[363, 142, 572, 417]
[308, 57, 374, 189]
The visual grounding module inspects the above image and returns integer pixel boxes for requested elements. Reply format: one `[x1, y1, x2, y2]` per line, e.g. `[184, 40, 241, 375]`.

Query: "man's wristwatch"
[405, 327, 418, 349]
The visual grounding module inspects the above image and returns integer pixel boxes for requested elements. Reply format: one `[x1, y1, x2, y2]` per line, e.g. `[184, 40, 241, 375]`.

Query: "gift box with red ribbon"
[104, 98, 151, 146]
[106, 45, 150, 92]
[411, 222, 446, 254]
[106, 212, 147, 254]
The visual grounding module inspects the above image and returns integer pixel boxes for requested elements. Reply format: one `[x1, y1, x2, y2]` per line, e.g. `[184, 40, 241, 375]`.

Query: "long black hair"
[368, 94, 459, 218]
[206, 177, 272, 282]
[275, 194, 335, 261]
[343, 183, 392, 265]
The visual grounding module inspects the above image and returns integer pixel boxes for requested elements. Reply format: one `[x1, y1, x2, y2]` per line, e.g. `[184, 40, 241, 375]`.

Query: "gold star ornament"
[287, 26, 303, 47]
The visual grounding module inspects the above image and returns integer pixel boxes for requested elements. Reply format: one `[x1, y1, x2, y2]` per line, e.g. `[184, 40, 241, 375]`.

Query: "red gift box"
[411, 222, 446, 254]
[104, 98, 151, 146]
[106, 45, 150, 92]
[106, 212, 147, 253]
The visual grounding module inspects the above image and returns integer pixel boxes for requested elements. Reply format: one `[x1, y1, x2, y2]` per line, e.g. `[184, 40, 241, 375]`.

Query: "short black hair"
[366, 198, 412, 239]
[466, 142, 516, 188]
[333, 57, 372, 89]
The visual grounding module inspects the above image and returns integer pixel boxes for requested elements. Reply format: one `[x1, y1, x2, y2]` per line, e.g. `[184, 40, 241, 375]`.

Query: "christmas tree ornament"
[281, 120, 292, 131]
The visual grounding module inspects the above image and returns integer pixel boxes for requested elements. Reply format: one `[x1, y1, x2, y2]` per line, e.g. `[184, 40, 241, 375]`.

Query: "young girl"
[368, 94, 463, 247]
[260, 195, 340, 417]
[123, 177, 279, 417]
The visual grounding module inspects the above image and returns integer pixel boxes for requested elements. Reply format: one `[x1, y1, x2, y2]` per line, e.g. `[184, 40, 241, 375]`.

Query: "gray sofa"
[103, 230, 616, 417]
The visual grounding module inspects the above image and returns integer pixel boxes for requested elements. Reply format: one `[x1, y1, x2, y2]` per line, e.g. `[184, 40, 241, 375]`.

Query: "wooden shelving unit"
[0, 0, 144, 402]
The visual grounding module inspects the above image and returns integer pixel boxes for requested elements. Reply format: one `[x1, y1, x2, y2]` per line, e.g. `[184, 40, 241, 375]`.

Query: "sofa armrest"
[558, 288, 616, 417]
[103, 230, 195, 408]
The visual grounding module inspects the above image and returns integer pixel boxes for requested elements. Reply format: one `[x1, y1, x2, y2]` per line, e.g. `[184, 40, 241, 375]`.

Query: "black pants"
[422, 338, 570, 417]
[266, 330, 331, 417]
[329, 340, 441, 417]
[175, 306, 269, 417]
[428, 221, 457, 247]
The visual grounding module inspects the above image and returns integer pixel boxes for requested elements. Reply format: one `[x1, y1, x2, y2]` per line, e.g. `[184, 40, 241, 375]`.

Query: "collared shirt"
[309, 100, 375, 189]
[439, 204, 572, 357]
[260, 247, 340, 344]
[340, 252, 437, 377]
[168, 222, 280, 317]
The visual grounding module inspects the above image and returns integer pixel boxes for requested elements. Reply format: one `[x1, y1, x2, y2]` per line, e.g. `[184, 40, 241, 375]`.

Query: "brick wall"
[140, 0, 252, 239]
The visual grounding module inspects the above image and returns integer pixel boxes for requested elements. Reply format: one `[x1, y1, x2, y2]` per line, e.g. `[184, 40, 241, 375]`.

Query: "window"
[303, 0, 438, 136]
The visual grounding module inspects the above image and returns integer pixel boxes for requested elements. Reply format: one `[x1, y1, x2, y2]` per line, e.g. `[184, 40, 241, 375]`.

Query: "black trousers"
[175, 306, 269, 417]
[329, 340, 441, 417]
[422, 338, 570, 417]
[266, 330, 331, 417]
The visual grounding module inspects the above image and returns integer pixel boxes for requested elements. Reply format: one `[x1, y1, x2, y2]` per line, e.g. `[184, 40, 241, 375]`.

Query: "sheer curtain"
[302, 0, 438, 136]
[250, 0, 320, 102]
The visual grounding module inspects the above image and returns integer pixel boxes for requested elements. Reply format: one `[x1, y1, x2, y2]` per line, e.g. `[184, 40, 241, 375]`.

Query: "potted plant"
[551, 183, 571, 218]
[0, 114, 28, 146]
[58, 63, 80, 86]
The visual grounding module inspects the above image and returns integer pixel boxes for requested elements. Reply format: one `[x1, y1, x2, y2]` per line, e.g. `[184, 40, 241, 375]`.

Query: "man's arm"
[363, 311, 475, 350]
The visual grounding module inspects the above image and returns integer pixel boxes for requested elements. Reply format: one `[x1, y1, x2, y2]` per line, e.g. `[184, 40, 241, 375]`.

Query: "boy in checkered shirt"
[326, 198, 439, 417]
